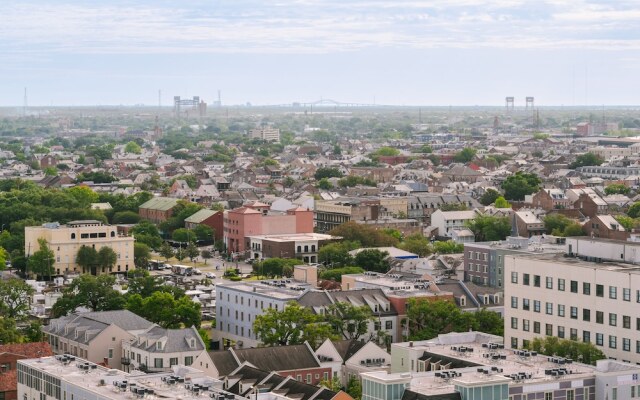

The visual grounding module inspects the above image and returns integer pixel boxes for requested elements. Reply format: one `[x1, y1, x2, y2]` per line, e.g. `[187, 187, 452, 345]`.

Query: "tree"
[124, 141, 142, 154]
[415, 144, 432, 154]
[543, 214, 573, 234]
[193, 224, 214, 242]
[198, 328, 211, 350]
[406, 298, 464, 340]
[253, 258, 298, 278]
[346, 376, 362, 400]
[525, 336, 606, 365]
[134, 242, 151, 269]
[52, 275, 125, 317]
[173, 228, 195, 243]
[372, 146, 400, 157]
[76, 245, 98, 274]
[0, 246, 8, 271]
[338, 175, 377, 188]
[131, 221, 163, 250]
[501, 172, 541, 201]
[614, 215, 636, 231]
[432, 240, 464, 254]
[329, 222, 399, 247]
[27, 239, 55, 279]
[201, 249, 213, 264]
[353, 249, 390, 273]
[314, 167, 343, 180]
[97, 246, 118, 272]
[317, 178, 332, 190]
[253, 301, 337, 346]
[561, 223, 585, 237]
[453, 147, 477, 163]
[398, 234, 432, 257]
[325, 302, 373, 340]
[569, 152, 603, 169]
[112, 211, 141, 224]
[474, 308, 504, 337]
[0, 278, 35, 321]
[439, 203, 468, 211]
[0, 317, 22, 344]
[604, 184, 630, 195]
[159, 242, 174, 261]
[185, 242, 200, 262]
[126, 292, 201, 329]
[318, 242, 356, 267]
[66, 186, 99, 207]
[479, 189, 500, 206]
[494, 196, 511, 209]
[628, 202, 640, 219]
[466, 215, 511, 242]
[43, 166, 58, 176]
[319, 267, 364, 281]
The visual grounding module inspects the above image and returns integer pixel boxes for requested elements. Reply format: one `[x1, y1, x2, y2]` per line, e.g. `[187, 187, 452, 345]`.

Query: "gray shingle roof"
[232, 344, 320, 372]
[129, 326, 204, 353]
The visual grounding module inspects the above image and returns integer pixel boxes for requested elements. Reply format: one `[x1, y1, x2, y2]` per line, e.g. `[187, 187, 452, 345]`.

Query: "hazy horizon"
[2, 1, 640, 107]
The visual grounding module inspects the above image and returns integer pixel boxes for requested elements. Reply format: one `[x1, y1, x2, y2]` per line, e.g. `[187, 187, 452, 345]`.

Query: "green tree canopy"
[501, 172, 541, 201]
[325, 302, 373, 340]
[65, 186, 99, 207]
[318, 241, 357, 267]
[569, 152, 603, 169]
[76, 245, 98, 273]
[604, 184, 630, 195]
[159, 241, 174, 261]
[353, 249, 390, 273]
[543, 214, 573, 234]
[173, 228, 195, 243]
[97, 246, 118, 271]
[124, 141, 142, 154]
[314, 167, 344, 180]
[319, 267, 364, 281]
[126, 292, 201, 329]
[112, 211, 141, 224]
[494, 196, 511, 208]
[0, 278, 35, 321]
[479, 189, 501, 206]
[329, 222, 399, 247]
[372, 146, 400, 157]
[466, 215, 511, 242]
[134, 242, 151, 269]
[52, 274, 126, 317]
[453, 147, 477, 163]
[27, 238, 55, 279]
[253, 301, 337, 347]
[398, 233, 432, 257]
[525, 336, 606, 365]
[628, 202, 640, 219]
[338, 175, 377, 188]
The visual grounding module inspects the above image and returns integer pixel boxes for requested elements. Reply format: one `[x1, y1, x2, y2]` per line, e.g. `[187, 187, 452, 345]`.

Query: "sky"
[1, 0, 640, 107]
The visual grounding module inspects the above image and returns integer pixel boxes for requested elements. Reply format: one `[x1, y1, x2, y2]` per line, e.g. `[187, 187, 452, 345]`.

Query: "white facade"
[504, 253, 640, 363]
[566, 236, 640, 264]
[430, 210, 478, 237]
[249, 128, 280, 142]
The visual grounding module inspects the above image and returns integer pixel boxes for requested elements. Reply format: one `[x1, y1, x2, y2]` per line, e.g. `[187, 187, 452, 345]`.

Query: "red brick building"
[138, 197, 180, 224]
[0, 342, 53, 400]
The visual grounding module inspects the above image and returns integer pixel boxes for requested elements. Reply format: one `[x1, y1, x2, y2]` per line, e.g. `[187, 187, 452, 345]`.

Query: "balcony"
[121, 357, 131, 365]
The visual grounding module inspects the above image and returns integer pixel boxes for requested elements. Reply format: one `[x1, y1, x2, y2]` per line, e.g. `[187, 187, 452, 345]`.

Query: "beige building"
[25, 220, 135, 276]
[249, 127, 280, 142]
[504, 252, 640, 364]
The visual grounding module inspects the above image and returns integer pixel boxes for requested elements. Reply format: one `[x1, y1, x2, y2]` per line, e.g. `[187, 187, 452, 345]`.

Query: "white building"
[504, 251, 640, 363]
[430, 210, 479, 238]
[249, 128, 280, 142]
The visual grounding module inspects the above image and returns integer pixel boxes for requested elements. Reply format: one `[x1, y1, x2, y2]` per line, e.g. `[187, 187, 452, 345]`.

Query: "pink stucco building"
[223, 202, 313, 254]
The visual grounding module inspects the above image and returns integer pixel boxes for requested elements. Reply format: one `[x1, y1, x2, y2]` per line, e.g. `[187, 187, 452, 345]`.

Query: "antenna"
[158, 90, 162, 109]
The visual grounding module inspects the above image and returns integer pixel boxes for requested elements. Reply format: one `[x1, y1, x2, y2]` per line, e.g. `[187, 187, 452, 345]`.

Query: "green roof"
[184, 209, 217, 224]
[139, 197, 180, 211]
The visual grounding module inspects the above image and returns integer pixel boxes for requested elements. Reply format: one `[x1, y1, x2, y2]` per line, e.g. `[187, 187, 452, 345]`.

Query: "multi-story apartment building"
[314, 198, 381, 233]
[25, 220, 135, 276]
[504, 246, 640, 363]
[122, 326, 207, 373]
[463, 236, 565, 288]
[362, 332, 640, 400]
[246, 232, 335, 263]
[224, 204, 313, 254]
[44, 310, 154, 370]
[430, 209, 478, 239]
[249, 127, 280, 142]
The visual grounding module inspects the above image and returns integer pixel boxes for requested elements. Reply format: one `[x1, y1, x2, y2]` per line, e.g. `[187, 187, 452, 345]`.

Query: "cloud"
[1, 0, 639, 55]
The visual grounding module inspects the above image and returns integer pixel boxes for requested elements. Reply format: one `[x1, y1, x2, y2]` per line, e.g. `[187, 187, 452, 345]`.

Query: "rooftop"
[246, 233, 336, 242]
[217, 280, 311, 300]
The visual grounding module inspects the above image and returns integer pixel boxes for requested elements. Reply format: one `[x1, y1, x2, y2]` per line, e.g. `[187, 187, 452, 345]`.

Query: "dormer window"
[156, 342, 162, 350]
[189, 338, 196, 348]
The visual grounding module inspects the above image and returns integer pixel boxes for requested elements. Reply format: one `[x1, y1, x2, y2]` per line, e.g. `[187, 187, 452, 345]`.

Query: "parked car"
[205, 272, 216, 279]
[193, 268, 202, 275]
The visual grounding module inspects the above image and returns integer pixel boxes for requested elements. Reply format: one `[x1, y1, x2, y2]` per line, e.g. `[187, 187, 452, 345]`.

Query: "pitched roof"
[139, 196, 180, 211]
[232, 344, 320, 372]
[331, 340, 366, 361]
[184, 209, 218, 224]
[45, 310, 154, 344]
[128, 326, 204, 353]
[209, 350, 240, 376]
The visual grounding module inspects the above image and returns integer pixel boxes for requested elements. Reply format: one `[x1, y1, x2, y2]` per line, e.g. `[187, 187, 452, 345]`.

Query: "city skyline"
[2, 0, 640, 107]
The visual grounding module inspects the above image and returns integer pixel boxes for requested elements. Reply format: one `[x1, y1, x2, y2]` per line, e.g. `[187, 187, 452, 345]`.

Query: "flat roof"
[19, 356, 226, 400]
[246, 233, 337, 242]
[218, 280, 311, 300]
[505, 252, 640, 273]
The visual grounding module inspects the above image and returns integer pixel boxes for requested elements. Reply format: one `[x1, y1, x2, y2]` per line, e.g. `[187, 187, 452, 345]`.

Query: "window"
[511, 317, 518, 329]
[545, 393, 552, 400]
[546, 324, 553, 336]
[596, 333, 603, 346]
[511, 272, 518, 284]
[570, 280, 578, 293]
[385, 320, 392, 329]
[511, 296, 518, 309]
[523, 319, 530, 332]
[558, 304, 565, 317]
[567, 390, 575, 400]
[583, 331, 591, 343]
[624, 316, 631, 329]
[610, 286, 617, 299]
[546, 302, 553, 315]
[306, 374, 312, 383]
[558, 326, 565, 338]
[558, 278, 565, 291]
[185, 356, 193, 366]
[154, 358, 163, 368]
[534, 275, 540, 287]
[523, 273, 530, 286]
[534, 321, 540, 334]
[570, 307, 578, 319]
[624, 338, 631, 352]
[511, 337, 518, 348]
[583, 309, 590, 322]
[570, 328, 578, 341]
[533, 300, 540, 313]
[610, 335, 617, 349]
[624, 288, 631, 302]
[170, 358, 178, 366]
[583, 282, 591, 295]
[108, 349, 113, 359]
[610, 313, 617, 326]
[546, 277, 553, 289]
[596, 311, 604, 324]
[596, 284, 604, 297]
[612, 388, 617, 400]
[374, 321, 381, 331]
[523, 298, 530, 311]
